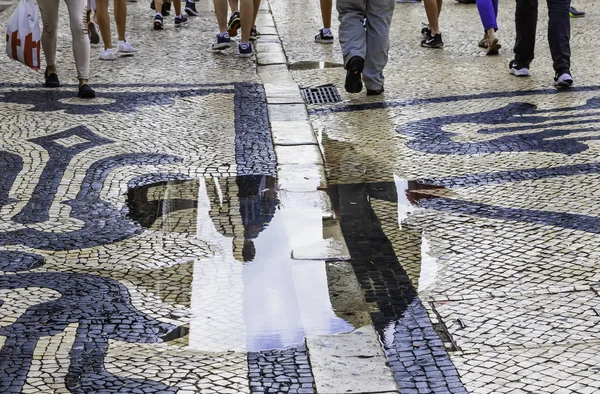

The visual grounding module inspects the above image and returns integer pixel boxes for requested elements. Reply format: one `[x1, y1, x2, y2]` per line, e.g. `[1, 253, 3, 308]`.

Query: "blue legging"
[477, 0, 499, 32]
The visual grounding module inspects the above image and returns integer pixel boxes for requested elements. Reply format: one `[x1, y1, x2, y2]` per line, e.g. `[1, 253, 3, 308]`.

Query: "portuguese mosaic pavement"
[0, 0, 599, 392]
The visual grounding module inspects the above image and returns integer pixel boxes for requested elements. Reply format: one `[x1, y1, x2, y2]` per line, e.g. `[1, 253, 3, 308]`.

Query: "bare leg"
[228, 0, 238, 11]
[252, 0, 260, 26]
[320, 0, 332, 28]
[437, 0, 442, 15]
[424, 0, 440, 33]
[95, 0, 112, 49]
[214, 0, 228, 32]
[114, 0, 126, 41]
[173, 0, 182, 15]
[240, 0, 253, 42]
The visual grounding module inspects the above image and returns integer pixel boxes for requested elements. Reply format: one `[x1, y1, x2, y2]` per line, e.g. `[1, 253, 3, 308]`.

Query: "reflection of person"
[237, 175, 277, 262]
[337, 0, 396, 95]
[38, 0, 96, 98]
[509, 0, 573, 87]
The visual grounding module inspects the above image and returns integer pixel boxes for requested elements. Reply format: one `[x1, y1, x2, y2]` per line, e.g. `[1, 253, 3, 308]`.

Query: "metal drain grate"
[300, 85, 341, 104]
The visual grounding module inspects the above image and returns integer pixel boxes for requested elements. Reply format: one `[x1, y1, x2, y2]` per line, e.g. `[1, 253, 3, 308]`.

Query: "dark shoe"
[78, 84, 96, 99]
[315, 28, 334, 44]
[569, 5, 585, 17]
[87, 21, 100, 45]
[150, 0, 170, 15]
[344, 56, 364, 93]
[421, 25, 431, 39]
[185, 0, 198, 16]
[162, 1, 170, 16]
[250, 26, 261, 42]
[509, 59, 530, 76]
[227, 11, 241, 37]
[175, 14, 189, 26]
[367, 87, 384, 96]
[238, 42, 254, 58]
[421, 32, 444, 48]
[44, 70, 60, 88]
[554, 70, 573, 88]
[212, 33, 232, 51]
[154, 14, 164, 30]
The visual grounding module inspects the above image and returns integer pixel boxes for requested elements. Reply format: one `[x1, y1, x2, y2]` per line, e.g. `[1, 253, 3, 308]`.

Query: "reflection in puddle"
[417, 235, 438, 292]
[288, 61, 345, 70]
[127, 176, 353, 352]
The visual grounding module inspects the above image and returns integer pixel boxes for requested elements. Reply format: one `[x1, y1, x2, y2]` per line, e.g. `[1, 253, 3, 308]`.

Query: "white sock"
[322, 28, 332, 35]
[155, 12, 162, 17]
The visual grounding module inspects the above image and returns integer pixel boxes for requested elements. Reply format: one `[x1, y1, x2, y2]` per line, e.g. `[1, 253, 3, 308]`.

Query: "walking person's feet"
[238, 42, 254, 58]
[99, 48, 116, 60]
[315, 28, 334, 44]
[554, 70, 574, 88]
[421, 32, 444, 48]
[344, 56, 364, 93]
[175, 14, 189, 27]
[185, 0, 198, 16]
[486, 32, 501, 55]
[154, 13, 164, 29]
[250, 27, 260, 42]
[212, 32, 232, 51]
[508, 59, 530, 77]
[227, 11, 241, 37]
[78, 84, 96, 99]
[569, 5, 585, 17]
[44, 69, 60, 88]
[88, 21, 100, 45]
[117, 39, 135, 56]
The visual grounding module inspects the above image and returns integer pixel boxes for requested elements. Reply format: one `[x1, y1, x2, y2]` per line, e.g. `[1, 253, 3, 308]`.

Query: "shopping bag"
[5, 0, 41, 70]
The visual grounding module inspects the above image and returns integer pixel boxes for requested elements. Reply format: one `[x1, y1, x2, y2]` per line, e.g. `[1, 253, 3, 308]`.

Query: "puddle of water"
[127, 176, 353, 352]
[288, 61, 345, 71]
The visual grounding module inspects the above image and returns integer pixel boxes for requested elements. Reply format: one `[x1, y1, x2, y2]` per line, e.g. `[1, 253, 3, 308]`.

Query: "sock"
[322, 28, 332, 35]
[218, 31, 229, 38]
[156, 12, 162, 17]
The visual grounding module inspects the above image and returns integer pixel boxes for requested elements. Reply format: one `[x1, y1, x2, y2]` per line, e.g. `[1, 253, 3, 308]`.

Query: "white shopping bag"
[5, 0, 41, 70]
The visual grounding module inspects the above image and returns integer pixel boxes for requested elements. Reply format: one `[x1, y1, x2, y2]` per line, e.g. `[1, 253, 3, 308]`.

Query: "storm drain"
[300, 85, 341, 104]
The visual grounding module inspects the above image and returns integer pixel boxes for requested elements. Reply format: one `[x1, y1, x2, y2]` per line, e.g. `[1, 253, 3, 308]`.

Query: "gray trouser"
[337, 0, 395, 90]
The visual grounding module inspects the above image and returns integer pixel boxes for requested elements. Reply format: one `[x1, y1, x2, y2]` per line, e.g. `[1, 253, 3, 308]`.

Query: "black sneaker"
[250, 26, 260, 42]
[367, 87, 384, 96]
[44, 70, 60, 88]
[175, 14, 189, 26]
[87, 21, 100, 45]
[78, 84, 96, 99]
[227, 11, 241, 37]
[569, 5, 585, 17]
[185, 0, 198, 16]
[554, 70, 573, 88]
[212, 33, 232, 50]
[421, 25, 430, 38]
[153, 13, 164, 29]
[344, 56, 364, 94]
[151, 1, 170, 16]
[508, 59, 530, 76]
[238, 42, 254, 58]
[315, 28, 334, 44]
[162, 1, 170, 16]
[421, 32, 444, 48]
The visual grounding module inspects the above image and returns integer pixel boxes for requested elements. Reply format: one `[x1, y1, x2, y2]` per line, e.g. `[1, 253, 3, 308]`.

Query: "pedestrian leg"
[363, 0, 395, 93]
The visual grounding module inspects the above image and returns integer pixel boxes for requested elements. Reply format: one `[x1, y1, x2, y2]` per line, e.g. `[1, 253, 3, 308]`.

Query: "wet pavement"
[1, 0, 600, 393]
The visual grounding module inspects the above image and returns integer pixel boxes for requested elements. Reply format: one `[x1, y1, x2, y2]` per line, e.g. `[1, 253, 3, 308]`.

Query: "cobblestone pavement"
[1, 0, 600, 393]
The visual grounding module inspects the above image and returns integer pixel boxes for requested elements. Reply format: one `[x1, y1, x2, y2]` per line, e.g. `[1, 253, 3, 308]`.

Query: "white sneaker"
[117, 39, 135, 56]
[99, 48, 116, 60]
